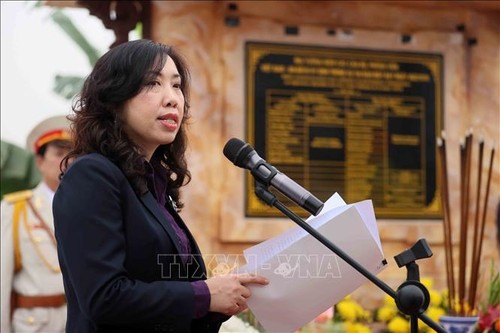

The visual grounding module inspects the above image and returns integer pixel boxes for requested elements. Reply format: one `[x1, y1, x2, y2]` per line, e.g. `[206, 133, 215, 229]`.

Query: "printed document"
[239, 193, 387, 333]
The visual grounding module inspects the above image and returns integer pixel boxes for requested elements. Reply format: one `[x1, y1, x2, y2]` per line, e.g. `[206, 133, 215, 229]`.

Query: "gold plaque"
[245, 42, 443, 219]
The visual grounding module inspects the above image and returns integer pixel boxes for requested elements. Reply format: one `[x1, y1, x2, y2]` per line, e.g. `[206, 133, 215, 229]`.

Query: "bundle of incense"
[436, 130, 495, 315]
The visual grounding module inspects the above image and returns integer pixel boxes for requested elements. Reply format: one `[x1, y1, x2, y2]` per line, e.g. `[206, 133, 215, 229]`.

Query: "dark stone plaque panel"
[245, 42, 443, 219]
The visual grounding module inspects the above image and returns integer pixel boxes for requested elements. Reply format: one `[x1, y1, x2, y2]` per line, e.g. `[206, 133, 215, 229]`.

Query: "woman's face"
[122, 56, 185, 160]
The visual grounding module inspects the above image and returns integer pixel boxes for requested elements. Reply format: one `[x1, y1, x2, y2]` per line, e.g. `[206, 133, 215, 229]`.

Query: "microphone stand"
[253, 182, 447, 333]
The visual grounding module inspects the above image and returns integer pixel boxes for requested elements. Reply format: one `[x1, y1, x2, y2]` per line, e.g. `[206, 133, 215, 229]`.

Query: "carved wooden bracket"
[77, 0, 151, 48]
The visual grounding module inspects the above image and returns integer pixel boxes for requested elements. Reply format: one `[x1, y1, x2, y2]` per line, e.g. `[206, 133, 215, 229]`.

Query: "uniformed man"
[1, 115, 72, 332]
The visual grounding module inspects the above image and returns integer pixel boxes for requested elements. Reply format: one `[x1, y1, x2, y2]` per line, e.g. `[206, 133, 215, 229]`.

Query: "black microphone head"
[223, 138, 254, 168]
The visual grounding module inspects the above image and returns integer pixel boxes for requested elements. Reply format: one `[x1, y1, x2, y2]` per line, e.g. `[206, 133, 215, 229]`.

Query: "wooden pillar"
[77, 0, 151, 48]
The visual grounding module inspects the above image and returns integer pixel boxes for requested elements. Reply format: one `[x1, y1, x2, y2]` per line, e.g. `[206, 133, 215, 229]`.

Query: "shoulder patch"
[3, 190, 33, 204]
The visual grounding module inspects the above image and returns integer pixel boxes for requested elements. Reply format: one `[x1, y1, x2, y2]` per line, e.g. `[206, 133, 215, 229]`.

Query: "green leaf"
[0, 140, 40, 199]
[135, 21, 143, 38]
[53, 75, 84, 100]
[487, 263, 500, 307]
[50, 9, 101, 66]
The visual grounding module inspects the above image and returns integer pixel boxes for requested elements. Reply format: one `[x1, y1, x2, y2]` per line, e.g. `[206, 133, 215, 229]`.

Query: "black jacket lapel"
[164, 202, 208, 276]
[139, 192, 184, 256]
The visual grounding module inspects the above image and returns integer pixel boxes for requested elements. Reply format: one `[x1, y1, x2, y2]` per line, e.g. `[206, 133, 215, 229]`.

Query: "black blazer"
[53, 153, 225, 333]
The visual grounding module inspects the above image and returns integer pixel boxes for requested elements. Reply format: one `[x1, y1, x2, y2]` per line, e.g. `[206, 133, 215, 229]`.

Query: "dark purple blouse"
[145, 160, 210, 319]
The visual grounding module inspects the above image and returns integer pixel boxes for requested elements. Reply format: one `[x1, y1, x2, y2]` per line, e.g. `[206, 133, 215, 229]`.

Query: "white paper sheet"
[239, 193, 387, 333]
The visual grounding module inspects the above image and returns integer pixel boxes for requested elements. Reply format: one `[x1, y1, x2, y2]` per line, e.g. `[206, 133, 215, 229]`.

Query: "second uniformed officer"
[1, 115, 72, 333]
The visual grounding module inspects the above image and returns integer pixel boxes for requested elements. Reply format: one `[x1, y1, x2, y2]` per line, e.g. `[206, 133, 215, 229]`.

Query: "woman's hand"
[205, 274, 269, 316]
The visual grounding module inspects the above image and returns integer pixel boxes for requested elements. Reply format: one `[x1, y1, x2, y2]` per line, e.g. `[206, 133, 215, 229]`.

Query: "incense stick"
[463, 131, 473, 312]
[468, 138, 484, 309]
[437, 138, 453, 312]
[471, 146, 495, 310]
[437, 135, 455, 313]
[458, 138, 467, 315]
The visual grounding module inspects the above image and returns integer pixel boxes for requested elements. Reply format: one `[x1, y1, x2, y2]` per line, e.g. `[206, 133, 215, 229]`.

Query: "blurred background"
[1, 1, 115, 147]
[1, 1, 498, 332]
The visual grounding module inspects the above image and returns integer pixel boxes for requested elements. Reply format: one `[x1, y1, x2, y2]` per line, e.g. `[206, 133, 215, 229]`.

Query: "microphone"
[223, 138, 324, 216]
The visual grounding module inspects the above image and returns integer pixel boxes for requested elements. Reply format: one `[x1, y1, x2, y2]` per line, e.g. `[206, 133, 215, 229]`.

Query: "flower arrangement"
[373, 278, 447, 333]
[231, 277, 449, 333]
[298, 280, 447, 333]
[332, 296, 372, 333]
[299, 297, 372, 333]
[473, 263, 500, 333]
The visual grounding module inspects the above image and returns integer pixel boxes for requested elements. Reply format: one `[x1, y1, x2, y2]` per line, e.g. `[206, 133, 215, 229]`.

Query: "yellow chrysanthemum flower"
[362, 309, 371, 321]
[421, 278, 433, 289]
[387, 316, 410, 333]
[346, 322, 371, 333]
[343, 322, 355, 333]
[336, 300, 358, 322]
[426, 306, 446, 322]
[383, 294, 396, 305]
[353, 302, 366, 318]
[428, 289, 442, 307]
[376, 305, 398, 322]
